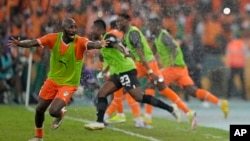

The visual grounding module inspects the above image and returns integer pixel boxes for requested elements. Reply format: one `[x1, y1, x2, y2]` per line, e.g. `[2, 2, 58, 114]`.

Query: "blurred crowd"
[1, 0, 250, 104]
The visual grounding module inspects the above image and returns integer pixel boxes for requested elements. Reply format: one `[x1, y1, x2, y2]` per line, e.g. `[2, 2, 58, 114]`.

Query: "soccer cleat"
[28, 137, 43, 141]
[106, 114, 126, 124]
[221, 100, 229, 119]
[135, 117, 152, 128]
[84, 122, 105, 130]
[171, 104, 181, 122]
[135, 117, 145, 127]
[51, 107, 67, 130]
[187, 110, 197, 130]
[142, 117, 152, 125]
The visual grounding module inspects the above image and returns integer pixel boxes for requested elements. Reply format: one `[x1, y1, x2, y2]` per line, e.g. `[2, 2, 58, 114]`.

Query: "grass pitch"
[0, 105, 229, 141]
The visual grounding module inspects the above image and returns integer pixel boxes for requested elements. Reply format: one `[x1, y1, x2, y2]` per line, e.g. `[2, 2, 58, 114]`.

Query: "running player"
[84, 19, 180, 130]
[116, 13, 196, 128]
[147, 17, 229, 122]
[8, 18, 107, 141]
[102, 20, 145, 127]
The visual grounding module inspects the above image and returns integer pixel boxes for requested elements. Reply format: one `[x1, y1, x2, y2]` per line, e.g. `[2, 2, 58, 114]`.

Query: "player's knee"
[132, 94, 143, 102]
[36, 104, 47, 114]
[97, 90, 110, 98]
[183, 86, 197, 97]
[49, 107, 61, 117]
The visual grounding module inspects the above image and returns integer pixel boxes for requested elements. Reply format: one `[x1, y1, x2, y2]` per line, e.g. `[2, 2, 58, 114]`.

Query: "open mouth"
[69, 34, 75, 39]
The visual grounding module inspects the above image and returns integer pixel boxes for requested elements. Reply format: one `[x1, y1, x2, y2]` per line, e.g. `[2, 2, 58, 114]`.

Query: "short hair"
[93, 19, 106, 30]
[62, 18, 76, 28]
[118, 13, 131, 21]
[110, 20, 118, 29]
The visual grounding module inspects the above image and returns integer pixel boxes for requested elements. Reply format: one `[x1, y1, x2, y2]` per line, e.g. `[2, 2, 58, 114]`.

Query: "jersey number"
[120, 74, 131, 87]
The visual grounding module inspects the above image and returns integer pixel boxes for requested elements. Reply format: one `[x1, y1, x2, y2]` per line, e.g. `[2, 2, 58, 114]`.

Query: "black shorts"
[108, 69, 141, 90]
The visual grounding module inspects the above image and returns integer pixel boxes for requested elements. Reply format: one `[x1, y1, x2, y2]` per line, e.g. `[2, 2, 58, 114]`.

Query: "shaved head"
[61, 18, 77, 43]
[62, 18, 76, 28]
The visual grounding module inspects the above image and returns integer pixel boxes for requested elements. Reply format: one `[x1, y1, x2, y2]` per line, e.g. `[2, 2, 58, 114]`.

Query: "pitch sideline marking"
[26, 106, 160, 141]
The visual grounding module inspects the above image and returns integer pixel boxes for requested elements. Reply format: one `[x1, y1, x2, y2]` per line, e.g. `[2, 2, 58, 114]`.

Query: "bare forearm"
[87, 41, 102, 50]
[113, 43, 130, 56]
[18, 40, 39, 48]
[137, 48, 150, 70]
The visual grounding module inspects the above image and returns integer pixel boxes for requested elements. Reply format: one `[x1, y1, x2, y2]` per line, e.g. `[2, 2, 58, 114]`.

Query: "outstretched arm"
[87, 38, 108, 50]
[7, 37, 40, 48]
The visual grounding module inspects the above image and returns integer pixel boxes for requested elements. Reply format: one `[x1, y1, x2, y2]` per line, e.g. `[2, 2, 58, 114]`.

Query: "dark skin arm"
[112, 42, 134, 58]
[151, 43, 163, 69]
[136, 47, 151, 70]
[7, 37, 39, 48]
[87, 39, 107, 50]
[129, 31, 157, 80]
[129, 31, 151, 70]
[8, 37, 108, 49]
[161, 33, 178, 65]
[105, 33, 133, 58]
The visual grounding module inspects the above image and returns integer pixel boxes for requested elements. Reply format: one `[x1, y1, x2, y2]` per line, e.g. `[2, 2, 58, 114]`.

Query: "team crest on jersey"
[63, 91, 69, 97]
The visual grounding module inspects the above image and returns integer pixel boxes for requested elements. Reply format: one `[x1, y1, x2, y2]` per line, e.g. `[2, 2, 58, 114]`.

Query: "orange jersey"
[37, 33, 90, 60]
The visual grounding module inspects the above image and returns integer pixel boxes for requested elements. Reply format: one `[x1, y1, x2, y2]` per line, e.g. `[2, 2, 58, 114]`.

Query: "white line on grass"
[66, 116, 161, 141]
[26, 106, 160, 141]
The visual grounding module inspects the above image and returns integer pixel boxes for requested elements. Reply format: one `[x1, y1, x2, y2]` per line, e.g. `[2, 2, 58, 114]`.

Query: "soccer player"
[8, 18, 106, 141]
[101, 20, 145, 127]
[84, 19, 180, 130]
[147, 17, 229, 120]
[100, 68, 145, 127]
[116, 13, 196, 127]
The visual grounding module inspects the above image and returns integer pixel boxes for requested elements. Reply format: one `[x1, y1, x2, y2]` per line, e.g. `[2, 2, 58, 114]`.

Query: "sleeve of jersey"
[129, 31, 141, 48]
[81, 37, 90, 50]
[36, 33, 57, 49]
[104, 34, 119, 47]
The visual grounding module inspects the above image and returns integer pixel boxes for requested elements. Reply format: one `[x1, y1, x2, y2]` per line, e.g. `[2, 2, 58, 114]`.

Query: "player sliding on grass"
[84, 19, 180, 130]
[8, 18, 107, 141]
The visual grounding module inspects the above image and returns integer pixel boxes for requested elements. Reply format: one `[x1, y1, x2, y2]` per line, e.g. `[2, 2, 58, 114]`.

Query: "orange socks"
[195, 89, 219, 104]
[114, 88, 124, 113]
[105, 100, 118, 116]
[35, 127, 43, 138]
[125, 94, 140, 118]
[144, 89, 155, 115]
[105, 88, 124, 116]
[160, 87, 189, 113]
